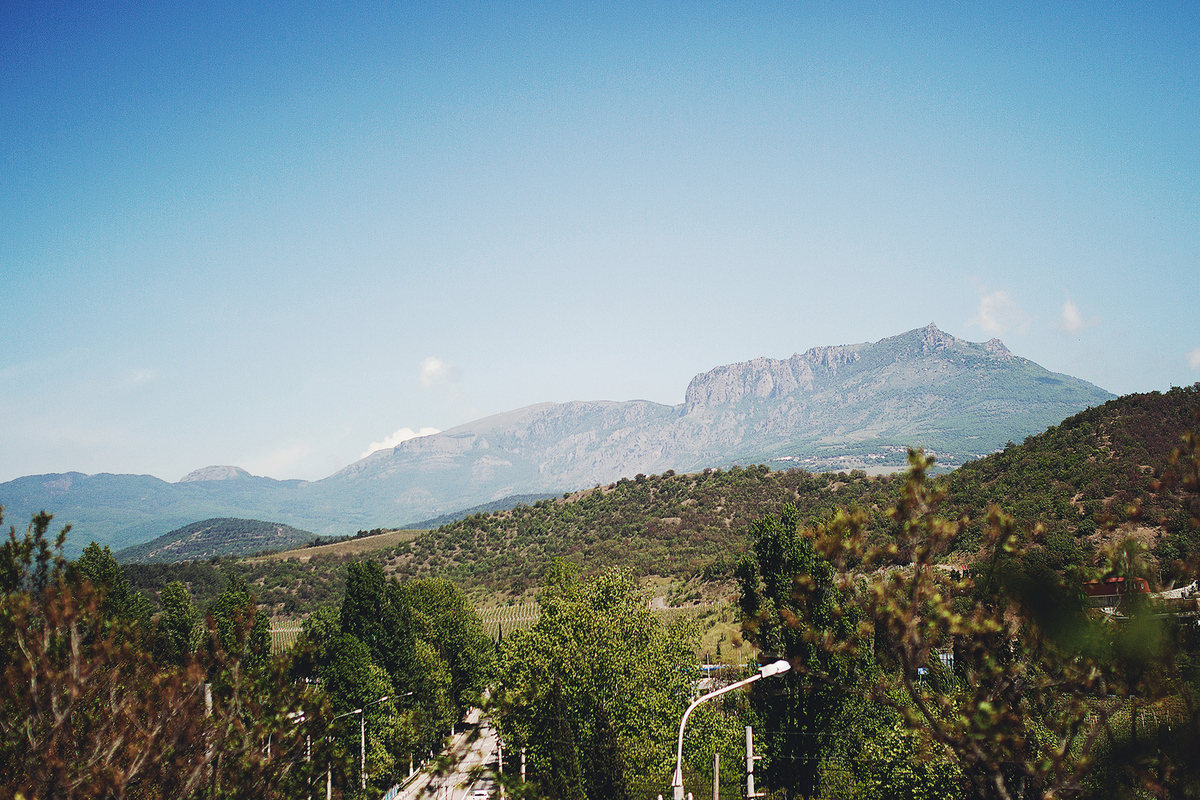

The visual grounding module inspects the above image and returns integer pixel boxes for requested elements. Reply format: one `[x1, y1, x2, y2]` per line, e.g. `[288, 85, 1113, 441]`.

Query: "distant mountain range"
[0, 324, 1114, 556]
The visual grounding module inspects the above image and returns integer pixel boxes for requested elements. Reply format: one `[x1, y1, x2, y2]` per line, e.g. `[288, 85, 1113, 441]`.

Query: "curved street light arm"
[671, 660, 789, 800]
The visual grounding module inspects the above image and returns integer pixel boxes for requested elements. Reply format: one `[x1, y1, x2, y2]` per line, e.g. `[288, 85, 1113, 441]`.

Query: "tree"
[0, 508, 335, 800]
[154, 579, 199, 665]
[73, 541, 152, 629]
[206, 572, 272, 673]
[396, 576, 495, 715]
[773, 449, 1200, 800]
[314, 561, 499, 785]
[493, 562, 697, 800]
[341, 560, 420, 698]
[737, 504, 859, 798]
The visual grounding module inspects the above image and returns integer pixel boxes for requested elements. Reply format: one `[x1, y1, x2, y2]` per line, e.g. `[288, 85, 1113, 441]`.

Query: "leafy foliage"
[737, 506, 865, 797]
[0, 508, 336, 800]
[492, 563, 700, 800]
[762, 447, 1200, 800]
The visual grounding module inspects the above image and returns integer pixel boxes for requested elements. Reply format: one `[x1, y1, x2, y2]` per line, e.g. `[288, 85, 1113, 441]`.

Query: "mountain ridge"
[0, 324, 1115, 555]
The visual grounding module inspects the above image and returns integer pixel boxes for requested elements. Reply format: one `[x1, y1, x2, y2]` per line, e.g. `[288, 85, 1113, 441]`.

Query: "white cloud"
[361, 427, 441, 458]
[1188, 348, 1200, 370]
[1058, 296, 1099, 334]
[419, 356, 455, 388]
[1060, 298, 1085, 334]
[245, 444, 312, 478]
[968, 290, 1026, 336]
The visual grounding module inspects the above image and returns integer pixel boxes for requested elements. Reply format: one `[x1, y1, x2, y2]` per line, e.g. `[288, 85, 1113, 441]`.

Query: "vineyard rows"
[271, 626, 302, 654]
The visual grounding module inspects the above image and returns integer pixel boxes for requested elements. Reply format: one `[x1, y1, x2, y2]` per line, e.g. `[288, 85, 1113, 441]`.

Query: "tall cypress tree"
[737, 505, 852, 798]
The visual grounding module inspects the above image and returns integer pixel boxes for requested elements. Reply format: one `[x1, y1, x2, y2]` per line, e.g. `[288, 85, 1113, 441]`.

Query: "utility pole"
[712, 752, 720, 800]
[745, 726, 764, 800]
[497, 738, 504, 799]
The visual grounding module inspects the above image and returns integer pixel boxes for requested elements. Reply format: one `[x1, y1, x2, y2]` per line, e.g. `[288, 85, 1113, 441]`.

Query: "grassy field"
[249, 529, 428, 563]
[274, 599, 744, 663]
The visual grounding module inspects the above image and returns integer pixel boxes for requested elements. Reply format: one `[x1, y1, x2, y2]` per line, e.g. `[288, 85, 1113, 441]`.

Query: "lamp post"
[670, 659, 790, 800]
[325, 695, 390, 799]
[360, 695, 391, 790]
[328, 707, 360, 800]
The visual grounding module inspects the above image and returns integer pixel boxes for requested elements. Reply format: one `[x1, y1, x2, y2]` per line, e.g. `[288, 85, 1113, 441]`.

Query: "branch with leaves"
[745, 445, 1200, 800]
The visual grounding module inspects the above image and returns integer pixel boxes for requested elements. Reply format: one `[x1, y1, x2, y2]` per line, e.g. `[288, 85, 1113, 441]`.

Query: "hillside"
[938, 385, 1200, 573]
[2, 324, 1113, 555]
[115, 518, 317, 563]
[330, 324, 1112, 520]
[124, 385, 1200, 618]
[398, 493, 560, 530]
[357, 387, 1198, 595]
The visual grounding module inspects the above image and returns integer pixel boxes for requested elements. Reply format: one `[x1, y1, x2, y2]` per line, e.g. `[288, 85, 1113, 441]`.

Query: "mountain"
[0, 468, 319, 556]
[0, 324, 1114, 555]
[325, 324, 1111, 515]
[144, 385, 1200, 616]
[115, 517, 316, 563]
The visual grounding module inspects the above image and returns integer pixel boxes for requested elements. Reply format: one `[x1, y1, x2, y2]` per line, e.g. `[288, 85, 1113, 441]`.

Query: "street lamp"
[670, 659, 790, 800]
[361, 695, 391, 790]
[326, 695, 390, 798]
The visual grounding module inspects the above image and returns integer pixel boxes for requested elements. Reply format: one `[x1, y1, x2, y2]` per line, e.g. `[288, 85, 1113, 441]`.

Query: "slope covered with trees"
[116, 517, 317, 563]
[122, 387, 1199, 620]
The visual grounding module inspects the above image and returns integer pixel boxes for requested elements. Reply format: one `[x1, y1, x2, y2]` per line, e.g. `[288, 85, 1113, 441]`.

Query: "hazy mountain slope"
[0, 469, 321, 556]
[1, 324, 1115, 554]
[333, 325, 1113, 519]
[116, 517, 316, 563]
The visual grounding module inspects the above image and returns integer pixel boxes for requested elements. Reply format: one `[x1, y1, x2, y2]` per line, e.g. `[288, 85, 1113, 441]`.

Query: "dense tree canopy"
[493, 562, 701, 800]
[737, 505, 863, 798]
[296, 560, 495, 791]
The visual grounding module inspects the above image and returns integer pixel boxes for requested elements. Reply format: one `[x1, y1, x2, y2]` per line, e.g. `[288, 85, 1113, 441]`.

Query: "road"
[397, 709, 499, 800]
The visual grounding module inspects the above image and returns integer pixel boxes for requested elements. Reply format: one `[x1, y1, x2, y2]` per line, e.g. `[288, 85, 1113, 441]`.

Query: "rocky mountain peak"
[798, 344, 860, 372]
[177, 465, 253, 483]
[985, 337, 1014, 358]
[918, 322, 957, 353]
[683, 356, 815, 413]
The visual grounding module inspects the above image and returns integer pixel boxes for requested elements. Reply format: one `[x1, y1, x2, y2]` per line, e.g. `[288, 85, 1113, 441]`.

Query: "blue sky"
[2, 1, 1197, 483]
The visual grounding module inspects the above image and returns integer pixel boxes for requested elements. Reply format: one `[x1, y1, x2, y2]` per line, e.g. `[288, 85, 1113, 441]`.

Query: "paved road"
[398, 709, 499, 800]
